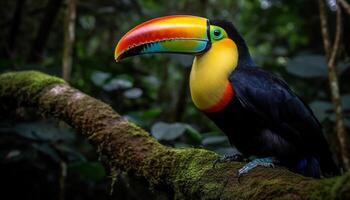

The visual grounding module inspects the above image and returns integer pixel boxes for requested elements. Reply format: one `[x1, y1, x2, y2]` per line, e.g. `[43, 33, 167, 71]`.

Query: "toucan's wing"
[229, 67, 338, 175]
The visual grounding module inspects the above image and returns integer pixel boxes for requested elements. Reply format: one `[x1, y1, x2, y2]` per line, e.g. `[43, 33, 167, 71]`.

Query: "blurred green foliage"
[0, 0, 349, 199]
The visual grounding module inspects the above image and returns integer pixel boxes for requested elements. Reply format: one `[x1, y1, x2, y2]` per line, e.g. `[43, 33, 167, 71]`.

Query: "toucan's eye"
[211, 27, 224, 40]
[213, 29, 221, 37]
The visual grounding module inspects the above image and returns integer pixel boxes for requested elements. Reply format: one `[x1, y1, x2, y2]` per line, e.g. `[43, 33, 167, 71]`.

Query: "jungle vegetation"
[0, 0, 350, 199]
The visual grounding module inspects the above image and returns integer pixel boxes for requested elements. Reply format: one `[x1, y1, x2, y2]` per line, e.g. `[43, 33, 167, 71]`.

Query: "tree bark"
[1, 71, 350, 200]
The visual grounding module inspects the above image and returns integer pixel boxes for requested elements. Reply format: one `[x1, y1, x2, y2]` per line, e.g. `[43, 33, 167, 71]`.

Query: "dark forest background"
[0, 0, 349, 199]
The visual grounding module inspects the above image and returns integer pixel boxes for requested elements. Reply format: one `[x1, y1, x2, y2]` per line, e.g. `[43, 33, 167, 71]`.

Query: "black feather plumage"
[207, 20, 339, 177]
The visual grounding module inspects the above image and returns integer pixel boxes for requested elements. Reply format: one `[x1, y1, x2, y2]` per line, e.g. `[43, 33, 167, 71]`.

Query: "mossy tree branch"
[1, 71, 350, 200]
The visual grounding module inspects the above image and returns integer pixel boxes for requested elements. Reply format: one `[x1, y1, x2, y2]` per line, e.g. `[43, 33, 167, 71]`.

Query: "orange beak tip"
[114, 52, 121, 62]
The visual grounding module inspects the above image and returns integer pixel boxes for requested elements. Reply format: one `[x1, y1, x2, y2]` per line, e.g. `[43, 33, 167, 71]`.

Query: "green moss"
[137, 146, 219, 195]
[140, 147, 174, 185]
[328, 172, 350, 199]
[0, 71, 66, 105]
[306, 173, 350, 200]
[169, 148, 221, 199]
[173, 148, 217, 180]
[249, 179, 296, 199]
[127, 122, 154, 138]
[308, 181, 332, 200]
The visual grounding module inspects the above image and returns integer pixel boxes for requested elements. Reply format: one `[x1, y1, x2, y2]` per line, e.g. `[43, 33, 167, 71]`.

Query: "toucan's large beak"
[115, 15, 210, 62]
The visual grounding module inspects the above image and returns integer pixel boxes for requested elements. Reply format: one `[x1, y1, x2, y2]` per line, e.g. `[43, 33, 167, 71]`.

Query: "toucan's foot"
[213, 154, 246, 167]
[237, 157, 276, 177]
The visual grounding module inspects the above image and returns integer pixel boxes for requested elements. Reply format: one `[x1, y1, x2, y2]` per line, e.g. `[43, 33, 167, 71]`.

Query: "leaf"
[310, 95, 350, 125]
[32, 143, 60, 162]
[338, 62, 350, 74]
[68, 162, 106, 181]
[341, 94, 350, 128]
[184, 125, 203, 144]
[325, 0, 337, 11]
[124, 108, 162, 126]
[174, 143, 191, 148]
[151, 122, 187, 141]
[142, 75, 160, 88]
[202, 135, 228, 146]
[79, 15, 96, 30]
[126, 108, 161, 121]
[54, 144, 86, 162]
[201, 132, 223, 137]
[309, 101, 333, 122]
[87, 36, 100, 56]
[213, 147, 240, 156]
[102, 78, 133, 91]
[341, 94, 350, 110]
[5, 150, 21, 159]
[123, 88, 143, 99]
[345, 119, 350, 129]
[90, 71, 111, 86]
[14, 121, 74, 142]
[286, 54, 328, 78]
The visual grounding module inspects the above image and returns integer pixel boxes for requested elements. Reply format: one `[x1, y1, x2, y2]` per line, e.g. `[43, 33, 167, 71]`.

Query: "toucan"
[114, 15, 339, 178]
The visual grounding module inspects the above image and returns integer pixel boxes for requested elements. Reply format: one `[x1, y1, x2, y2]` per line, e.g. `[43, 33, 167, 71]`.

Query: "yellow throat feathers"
[190, 38, 238, 112]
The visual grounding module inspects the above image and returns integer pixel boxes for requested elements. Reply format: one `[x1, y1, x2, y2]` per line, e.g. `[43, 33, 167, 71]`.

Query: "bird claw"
[237, 157, 276, 177]
[213, 154, 245, 168]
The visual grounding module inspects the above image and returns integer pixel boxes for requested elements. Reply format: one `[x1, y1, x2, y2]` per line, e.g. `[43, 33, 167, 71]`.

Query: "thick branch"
[1, 71, 350, 199]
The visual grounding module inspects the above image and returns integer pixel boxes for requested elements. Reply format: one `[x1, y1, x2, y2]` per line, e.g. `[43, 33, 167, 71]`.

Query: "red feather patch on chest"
[202, 82, 234, 113]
